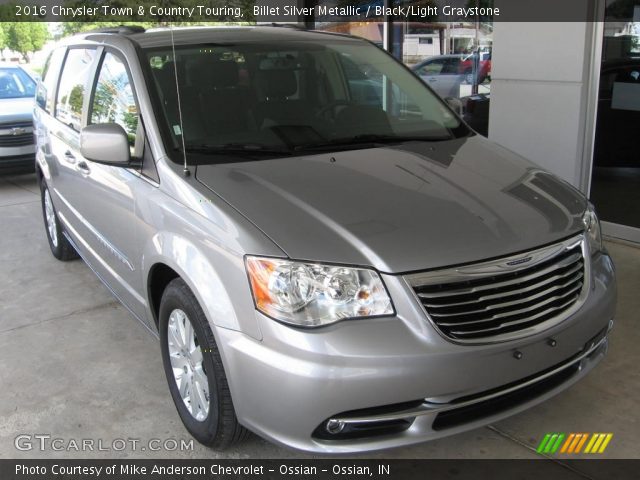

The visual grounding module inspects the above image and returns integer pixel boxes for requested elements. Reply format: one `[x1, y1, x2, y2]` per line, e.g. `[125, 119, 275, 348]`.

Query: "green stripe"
[544, 434, 559, 453]
[537, 433, 552, 453]
[550, 433, 565, 453]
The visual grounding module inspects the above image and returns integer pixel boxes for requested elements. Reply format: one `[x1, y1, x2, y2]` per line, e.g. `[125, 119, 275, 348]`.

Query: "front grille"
[408, 236, 586, 342]
[0, 122, 34, 147]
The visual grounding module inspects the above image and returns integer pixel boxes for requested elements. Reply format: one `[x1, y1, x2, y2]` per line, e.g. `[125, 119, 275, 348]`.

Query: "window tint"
[38, 47, 66, 112]
[90, 53, 139, 153]
[56, 49, 96, 131]
[146, 41, 464, 160]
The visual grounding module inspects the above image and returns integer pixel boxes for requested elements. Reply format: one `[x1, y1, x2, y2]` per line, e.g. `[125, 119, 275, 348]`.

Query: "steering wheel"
[315, 100, 353, 120]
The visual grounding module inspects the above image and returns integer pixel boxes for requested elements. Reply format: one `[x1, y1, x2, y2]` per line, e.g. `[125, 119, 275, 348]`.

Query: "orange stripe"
[574, 433, 589, 453]
[560, 433, 575, 453]
[568, 434, 582, 453]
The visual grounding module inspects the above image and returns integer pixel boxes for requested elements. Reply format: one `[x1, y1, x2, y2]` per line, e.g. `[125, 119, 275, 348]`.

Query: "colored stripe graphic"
[585, 433, 614, 454]
[537, 433, 565, 454]
[540, 433, 613, 454]
[536, 433, 552, 453]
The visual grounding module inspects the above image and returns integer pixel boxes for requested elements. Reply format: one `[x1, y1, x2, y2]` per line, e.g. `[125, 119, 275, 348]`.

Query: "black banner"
[2, 460, 640, 480]
[0, 0, 622, 23]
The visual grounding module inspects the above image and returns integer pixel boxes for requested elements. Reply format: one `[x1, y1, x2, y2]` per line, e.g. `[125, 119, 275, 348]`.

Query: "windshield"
[145, 38, 470, 163]
[0, 67, 36, 99]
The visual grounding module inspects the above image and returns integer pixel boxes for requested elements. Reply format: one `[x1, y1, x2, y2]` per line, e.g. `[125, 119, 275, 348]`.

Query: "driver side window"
[90, 52, 141, 157]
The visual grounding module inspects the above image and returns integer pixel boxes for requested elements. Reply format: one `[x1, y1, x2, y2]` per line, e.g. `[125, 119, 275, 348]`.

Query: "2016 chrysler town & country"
[34, 26, 616, 453]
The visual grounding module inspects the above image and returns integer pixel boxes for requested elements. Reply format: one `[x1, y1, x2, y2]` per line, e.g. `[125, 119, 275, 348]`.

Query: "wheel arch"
[142, 232, 262, 341]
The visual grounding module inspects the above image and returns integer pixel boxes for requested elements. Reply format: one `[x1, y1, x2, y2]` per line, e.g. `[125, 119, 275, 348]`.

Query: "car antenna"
[170, 25, 190, 177]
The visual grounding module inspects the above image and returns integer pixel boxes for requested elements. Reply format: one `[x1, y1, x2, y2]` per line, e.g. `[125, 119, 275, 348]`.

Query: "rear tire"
[40, 181, 78, 261]
[159, 278, 250, 449]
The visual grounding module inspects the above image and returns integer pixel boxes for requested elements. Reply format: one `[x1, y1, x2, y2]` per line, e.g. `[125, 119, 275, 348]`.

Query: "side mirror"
[445, 97, 463, 115]
[80, 124, 131, 166]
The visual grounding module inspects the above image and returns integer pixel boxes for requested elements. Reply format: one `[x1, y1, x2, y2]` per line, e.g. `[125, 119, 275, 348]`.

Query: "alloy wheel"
[167, 308, 210, 421]
[44, 188, 58, 248]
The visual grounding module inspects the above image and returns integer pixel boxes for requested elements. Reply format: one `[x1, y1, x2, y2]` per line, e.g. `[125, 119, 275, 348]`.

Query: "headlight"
[245, 256, 394, 327]
[582, 204, 602, 255]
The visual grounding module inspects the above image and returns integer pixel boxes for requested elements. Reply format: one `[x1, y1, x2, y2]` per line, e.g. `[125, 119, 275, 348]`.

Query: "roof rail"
[89, 25, 146, 35]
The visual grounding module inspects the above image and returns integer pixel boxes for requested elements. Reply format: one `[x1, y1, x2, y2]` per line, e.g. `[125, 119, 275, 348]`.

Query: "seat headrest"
[186, 59, 213, 88]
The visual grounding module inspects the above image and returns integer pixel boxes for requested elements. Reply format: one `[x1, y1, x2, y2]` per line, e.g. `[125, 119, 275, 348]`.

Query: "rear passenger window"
[37, 47, 66, 112]
[90, 53, 139, 155]
[55, 48, 96, 131]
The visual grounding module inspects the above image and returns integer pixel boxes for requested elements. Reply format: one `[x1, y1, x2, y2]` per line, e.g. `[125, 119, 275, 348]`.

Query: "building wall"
[488, 2, 599, 191]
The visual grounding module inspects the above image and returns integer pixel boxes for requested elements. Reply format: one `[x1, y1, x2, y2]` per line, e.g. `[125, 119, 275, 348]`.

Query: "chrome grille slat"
[448, 297, 579, 337]
[421, 265, 583, 309]
[0, 135, 34, 147]
[436, 283, 582, 326]
[407, 235, 587, 342]
[428, 273, 583, 318]
[416, 252, 581, 299]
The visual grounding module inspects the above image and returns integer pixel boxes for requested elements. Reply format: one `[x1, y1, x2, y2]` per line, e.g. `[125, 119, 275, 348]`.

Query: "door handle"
[63, 150, 76, 163]
[76, 160, 91, 175]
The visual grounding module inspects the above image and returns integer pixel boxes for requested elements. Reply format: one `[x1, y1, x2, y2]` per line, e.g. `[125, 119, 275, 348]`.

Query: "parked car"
[412, 54, 466, 98]
[412, 52, 491, 99]
[35, 26, 616, 454]
[0, 63, 37, 173]
[460, 51, 492, 84]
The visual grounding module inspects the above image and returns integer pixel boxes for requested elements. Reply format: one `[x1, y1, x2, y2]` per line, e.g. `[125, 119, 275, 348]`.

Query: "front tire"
[40, 181, 78, 261]
[159, 278, 249, 449]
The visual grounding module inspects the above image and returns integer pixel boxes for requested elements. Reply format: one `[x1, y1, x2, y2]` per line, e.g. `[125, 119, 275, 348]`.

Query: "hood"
[0, 97, 34, 124]
[195, 136, 587, 273]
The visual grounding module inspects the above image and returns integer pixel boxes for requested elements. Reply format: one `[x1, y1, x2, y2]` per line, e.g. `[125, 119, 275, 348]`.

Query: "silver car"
[34, 26, 616, 454]
[0, 63, 37, 173]
[411, 54, 466, 98]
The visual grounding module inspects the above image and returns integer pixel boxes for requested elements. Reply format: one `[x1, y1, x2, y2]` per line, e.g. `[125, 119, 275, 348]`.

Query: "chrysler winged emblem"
[505, 256, 533, 267]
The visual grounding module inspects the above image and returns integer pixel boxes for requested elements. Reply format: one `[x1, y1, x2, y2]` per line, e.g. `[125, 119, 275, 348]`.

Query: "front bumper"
[216, 252, 616, 453]
[0, 144, 36, 173]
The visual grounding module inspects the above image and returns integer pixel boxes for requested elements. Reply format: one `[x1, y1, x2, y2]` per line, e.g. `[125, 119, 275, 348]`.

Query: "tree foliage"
[0, 23, 7, 52]
[3, 23, 48, 61]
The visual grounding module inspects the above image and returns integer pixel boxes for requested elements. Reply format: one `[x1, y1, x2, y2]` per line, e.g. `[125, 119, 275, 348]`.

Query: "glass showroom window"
[313, 0, 494, 137]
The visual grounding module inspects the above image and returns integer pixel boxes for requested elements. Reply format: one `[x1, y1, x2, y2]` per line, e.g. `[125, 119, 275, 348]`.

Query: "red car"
[460, 52, 491, 84]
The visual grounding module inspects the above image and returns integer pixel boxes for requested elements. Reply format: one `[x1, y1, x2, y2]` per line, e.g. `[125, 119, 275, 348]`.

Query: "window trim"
[53, 46, 100, 133]
[88, 47, 159, 183]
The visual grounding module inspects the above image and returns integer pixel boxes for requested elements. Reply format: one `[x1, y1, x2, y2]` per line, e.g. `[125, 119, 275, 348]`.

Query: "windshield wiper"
[184, 143, 292, 156]
[293, 134, 452, 152]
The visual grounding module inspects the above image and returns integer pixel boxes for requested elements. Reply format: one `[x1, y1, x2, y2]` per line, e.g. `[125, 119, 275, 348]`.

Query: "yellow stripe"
[575, 433, 589, 453]
[598, 434, 613, 454]
[591, 434, 606, 453]
[568, 434, 582, 453]
[584, 433, 598, 453]
[560, 434, 575, 453]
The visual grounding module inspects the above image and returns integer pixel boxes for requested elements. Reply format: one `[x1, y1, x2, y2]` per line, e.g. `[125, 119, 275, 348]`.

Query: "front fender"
[141, 232, 262, 341]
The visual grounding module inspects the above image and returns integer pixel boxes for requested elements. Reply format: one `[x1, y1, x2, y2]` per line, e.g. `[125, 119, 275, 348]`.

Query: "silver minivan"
[34, 26, 616, 454]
